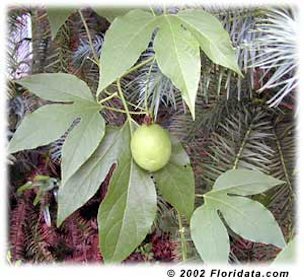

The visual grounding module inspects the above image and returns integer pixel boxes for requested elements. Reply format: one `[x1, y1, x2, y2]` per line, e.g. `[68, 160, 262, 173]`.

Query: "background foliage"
[7, 5, 295, 263]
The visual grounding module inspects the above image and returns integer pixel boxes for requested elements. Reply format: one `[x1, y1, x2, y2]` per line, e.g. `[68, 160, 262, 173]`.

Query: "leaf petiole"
[117, 78, 133, 131]
[96, 56, 155, 101]
[177, 211, 187, 262]
[123, 56, 155, 78]
[98, 92, 118, 104]
[86, 56, 99, 66]
[144, 56, 156, 115]
[78, 9, 99, 62]
[101, 105, 146, 115]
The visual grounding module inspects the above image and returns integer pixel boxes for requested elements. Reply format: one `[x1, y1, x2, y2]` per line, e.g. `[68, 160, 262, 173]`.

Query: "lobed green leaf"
[57, 125, 126, 226]
[206, 193, 286, 248]
[11, 74, 105, 182]
[61, 110, 105, 184]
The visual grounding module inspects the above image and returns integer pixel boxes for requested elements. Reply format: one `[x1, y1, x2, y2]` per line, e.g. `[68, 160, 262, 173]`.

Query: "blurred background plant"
[7, 5, 296, 263]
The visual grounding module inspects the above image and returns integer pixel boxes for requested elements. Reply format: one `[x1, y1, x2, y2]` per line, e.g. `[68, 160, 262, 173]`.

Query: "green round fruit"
[131, 124, 172, 172]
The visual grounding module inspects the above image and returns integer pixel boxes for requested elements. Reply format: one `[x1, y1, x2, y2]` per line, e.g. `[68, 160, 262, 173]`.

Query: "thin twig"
[96, 56, 155, 100]
[102, 105, 146, 115]
[78, 9, 99, 62]
[98, 92, 118, 104]
[177, 211, 187, 262]
[149, 6, 156, 16]
[123, 56, 155, 77]
[117, 78, 133, 132]
[144, 57, 156, 115]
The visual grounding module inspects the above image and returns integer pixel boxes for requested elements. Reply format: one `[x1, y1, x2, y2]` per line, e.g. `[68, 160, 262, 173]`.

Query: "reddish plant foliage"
[9, 152, 178, 263]
[151, 232, 177, 262]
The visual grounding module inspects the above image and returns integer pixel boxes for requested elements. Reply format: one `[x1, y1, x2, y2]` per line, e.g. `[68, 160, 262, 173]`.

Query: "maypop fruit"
[131, 124, 172, 172]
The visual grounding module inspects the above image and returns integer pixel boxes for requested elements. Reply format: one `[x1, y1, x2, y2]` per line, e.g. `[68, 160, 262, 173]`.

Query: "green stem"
[117, 78, 133, 131]
[104, 89, 117, 96]
[98, 92, 117, 104]
[149, 6, 156, 16]
[124, 56, 154, 77]
[96, 56, 154, 100]
[144, 57, 156, 114]
[78, 9, 99, 63]
[105, 89, 146, 111]
[102, 105, 146, 115]
[86, 56, 99, 66]
[126, 100, 146, 111]
[177, 211, 187, 262]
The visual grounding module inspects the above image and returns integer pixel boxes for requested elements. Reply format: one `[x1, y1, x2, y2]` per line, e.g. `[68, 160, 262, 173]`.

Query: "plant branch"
[78, 9, 99, 63]
[101, 105, 146, 115]
[104, 89, 146, 111]
[144, 57, 156, 115]
[149, 7, 156, 16]
[177, 211, 187, 262]
[98, 92, 118, 104]
[86, 56, 99, 66]
[117, 78, 133, 131]
[96, 56, 155, 101]
[123, 56, 154, 77]
[126, 100, 146, 111]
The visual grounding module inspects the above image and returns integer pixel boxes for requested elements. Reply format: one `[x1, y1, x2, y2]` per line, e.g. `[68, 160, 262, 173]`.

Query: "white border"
[1, 0, 303, 279]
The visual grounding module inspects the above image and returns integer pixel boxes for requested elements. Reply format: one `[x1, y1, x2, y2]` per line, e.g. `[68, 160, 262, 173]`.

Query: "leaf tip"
[56, 217, 63, 228]
[7, 141, 18, 155]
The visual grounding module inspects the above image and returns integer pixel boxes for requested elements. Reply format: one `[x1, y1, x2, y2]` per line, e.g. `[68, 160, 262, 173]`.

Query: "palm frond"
[72, 35, 103, 67]
[267, 112, 295, 242]
[7, 9, 32, 80]
[249, 8, 297, 107]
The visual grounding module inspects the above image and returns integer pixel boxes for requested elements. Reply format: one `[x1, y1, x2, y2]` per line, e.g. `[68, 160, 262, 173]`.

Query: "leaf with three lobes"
[98, 123, 157, 262]
[61, 109, 105, 184]
[46, 8, 75, 39]
[58, 122, 157, 263]
[206, 193, 286, 248]
[10, 73, 105, 184]
[154, 15, 200, 120]
[57, 125, 126, 225]
[190, 203, 230, 263]
[191, 169, 286, 263]
[177, 9, 242, 76]
[97, 9, 157, 93]
[154, 135, 195, 220]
